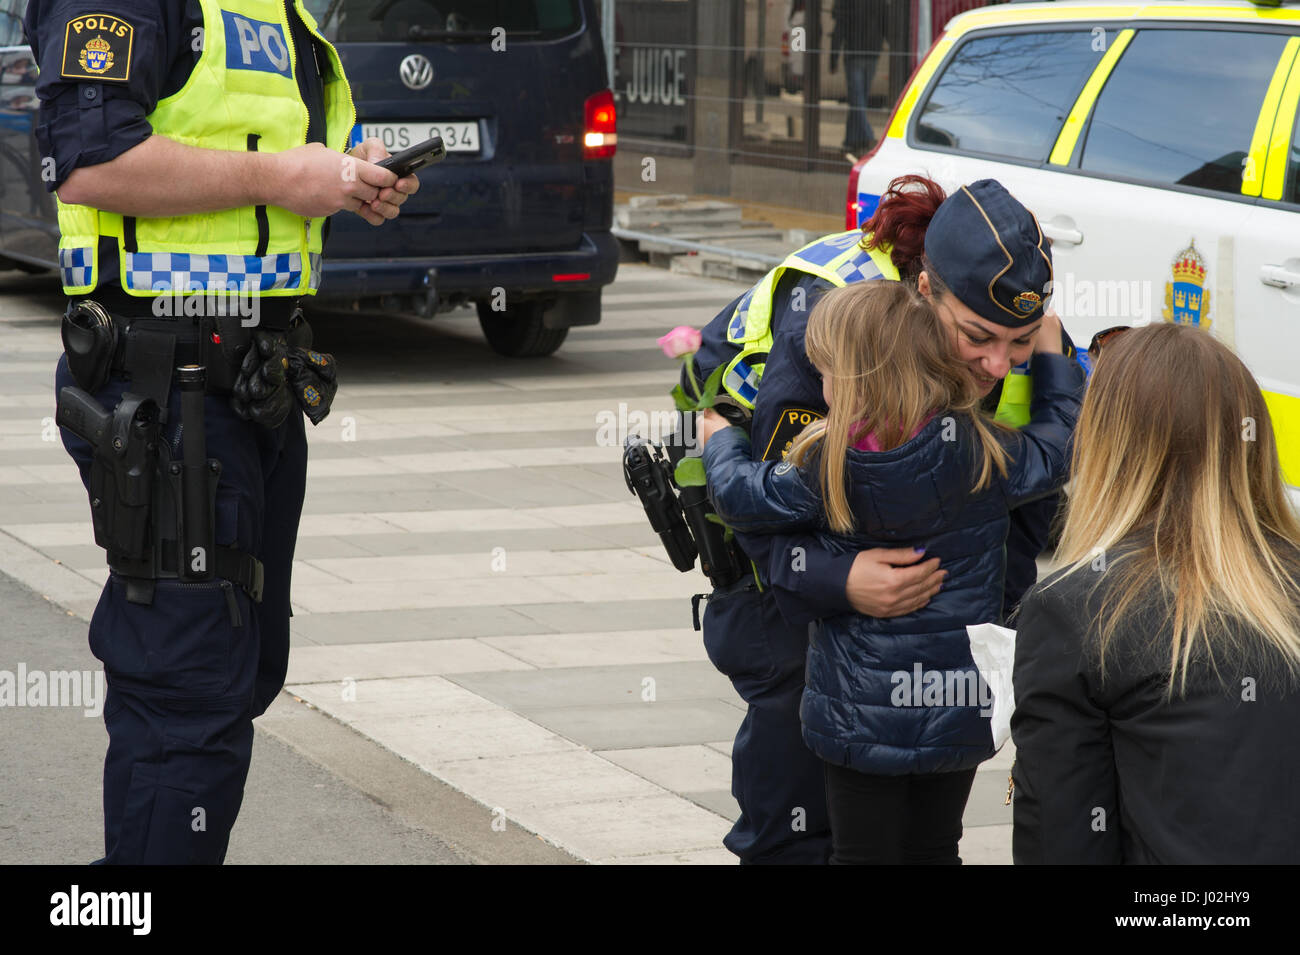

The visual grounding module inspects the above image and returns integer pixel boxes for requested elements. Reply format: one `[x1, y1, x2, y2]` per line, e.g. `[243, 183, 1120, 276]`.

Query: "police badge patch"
[61, 14, 133, 82]
[761, 406, 824, 461]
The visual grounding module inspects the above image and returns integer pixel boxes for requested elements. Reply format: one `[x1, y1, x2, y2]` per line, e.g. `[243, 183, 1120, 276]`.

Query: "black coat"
[1012, 563, 1300, 864]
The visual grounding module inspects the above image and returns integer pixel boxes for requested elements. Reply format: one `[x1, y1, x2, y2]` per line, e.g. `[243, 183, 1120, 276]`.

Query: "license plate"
[350, 122, 480, 154]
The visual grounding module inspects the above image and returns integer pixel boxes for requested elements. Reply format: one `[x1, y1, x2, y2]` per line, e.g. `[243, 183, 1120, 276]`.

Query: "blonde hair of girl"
[787, 280, 1010, 535]
[1053, 322, 1300, 695]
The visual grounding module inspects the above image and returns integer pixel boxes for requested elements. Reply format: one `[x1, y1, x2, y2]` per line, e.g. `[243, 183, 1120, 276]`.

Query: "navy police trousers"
[56, 354, 307, 864]
[702, 577, 831, 864]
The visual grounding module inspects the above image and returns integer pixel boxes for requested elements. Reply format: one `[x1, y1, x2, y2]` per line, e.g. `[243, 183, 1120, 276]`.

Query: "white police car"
[848, 0, 1300, 483]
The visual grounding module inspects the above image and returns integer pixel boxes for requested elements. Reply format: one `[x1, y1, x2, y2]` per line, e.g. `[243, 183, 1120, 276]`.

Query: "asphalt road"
[0, 567, 577, 864]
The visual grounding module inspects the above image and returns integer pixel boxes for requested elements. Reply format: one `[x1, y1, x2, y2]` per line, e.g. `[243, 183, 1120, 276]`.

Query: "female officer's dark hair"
[859, 174, 948, 282]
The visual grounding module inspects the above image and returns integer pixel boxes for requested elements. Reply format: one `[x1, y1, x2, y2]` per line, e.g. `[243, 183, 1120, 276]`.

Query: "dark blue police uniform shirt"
[25, 0, 327, 192]
[690, 270, 1068, 624]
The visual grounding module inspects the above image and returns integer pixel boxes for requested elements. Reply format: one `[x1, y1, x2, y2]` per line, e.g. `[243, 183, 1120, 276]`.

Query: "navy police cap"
[924, 180, 1053, 327]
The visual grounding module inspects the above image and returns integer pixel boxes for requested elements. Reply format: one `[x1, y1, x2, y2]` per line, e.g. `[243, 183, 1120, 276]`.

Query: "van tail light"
[584, 89, 617, 159]
[845, 30, 946, 230]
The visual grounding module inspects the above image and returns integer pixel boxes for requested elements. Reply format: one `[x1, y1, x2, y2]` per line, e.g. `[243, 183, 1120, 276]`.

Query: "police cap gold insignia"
[61, 14, 134, 82]
[1013, 290, 1042, 314]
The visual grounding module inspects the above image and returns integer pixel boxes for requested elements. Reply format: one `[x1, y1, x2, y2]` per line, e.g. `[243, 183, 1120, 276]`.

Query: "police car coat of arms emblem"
[1163, 240, 1211, 329]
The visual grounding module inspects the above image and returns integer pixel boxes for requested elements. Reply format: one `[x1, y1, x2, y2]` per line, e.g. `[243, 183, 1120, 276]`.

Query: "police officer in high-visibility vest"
[686, 176, 1081, 864]
[26, 0, 418, 863]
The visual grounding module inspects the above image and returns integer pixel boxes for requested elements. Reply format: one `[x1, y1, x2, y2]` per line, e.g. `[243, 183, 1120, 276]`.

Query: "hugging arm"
[701, 427, 821, 533]
[1001, 351, 1086, 507]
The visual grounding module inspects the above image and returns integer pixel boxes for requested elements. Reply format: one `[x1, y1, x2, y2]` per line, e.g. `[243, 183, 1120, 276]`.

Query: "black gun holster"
[56, 384, 264, 610]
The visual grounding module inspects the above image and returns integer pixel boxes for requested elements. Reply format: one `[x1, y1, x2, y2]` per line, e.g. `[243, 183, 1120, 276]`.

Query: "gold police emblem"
[79, 35, 113, 74]
[61, 15, 133, 82]
[1012, 290, 1042, 315]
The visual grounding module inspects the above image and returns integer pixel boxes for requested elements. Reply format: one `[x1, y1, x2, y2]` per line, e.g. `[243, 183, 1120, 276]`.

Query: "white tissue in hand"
[967, 622, 1017, 751]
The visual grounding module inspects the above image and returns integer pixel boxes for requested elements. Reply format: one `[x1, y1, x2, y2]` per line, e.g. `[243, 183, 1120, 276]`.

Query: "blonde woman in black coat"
[1012, 323, 1300, 864]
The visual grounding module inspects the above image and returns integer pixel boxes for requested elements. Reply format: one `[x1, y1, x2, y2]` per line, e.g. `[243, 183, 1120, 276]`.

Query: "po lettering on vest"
[787, 410, 815, 426]
[221, 11, 291, 77]
[70, 16, 130, 37]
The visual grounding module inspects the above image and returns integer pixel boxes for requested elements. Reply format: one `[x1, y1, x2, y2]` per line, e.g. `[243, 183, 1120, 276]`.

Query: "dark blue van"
[0, 0, 619, 356]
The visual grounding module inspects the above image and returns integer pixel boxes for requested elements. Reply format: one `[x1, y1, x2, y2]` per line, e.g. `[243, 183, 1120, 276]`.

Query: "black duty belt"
[101, 306, 299, 403]
[89, 288, 303, 328]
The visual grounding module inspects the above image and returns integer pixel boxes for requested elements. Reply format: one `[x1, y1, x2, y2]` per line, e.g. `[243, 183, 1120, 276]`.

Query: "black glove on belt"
[231, 329, 293, 428]
[286, 347, 338, 425]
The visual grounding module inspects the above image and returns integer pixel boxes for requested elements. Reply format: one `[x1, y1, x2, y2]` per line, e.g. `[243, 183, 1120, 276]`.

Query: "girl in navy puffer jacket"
[697, 280, 1084, 864]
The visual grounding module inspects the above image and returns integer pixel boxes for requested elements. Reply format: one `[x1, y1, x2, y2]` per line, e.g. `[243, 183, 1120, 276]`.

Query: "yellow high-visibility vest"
[56, 0, 356, 300]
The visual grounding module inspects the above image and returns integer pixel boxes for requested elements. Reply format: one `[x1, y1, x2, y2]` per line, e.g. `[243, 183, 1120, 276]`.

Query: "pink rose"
[658, 325, 702, 359]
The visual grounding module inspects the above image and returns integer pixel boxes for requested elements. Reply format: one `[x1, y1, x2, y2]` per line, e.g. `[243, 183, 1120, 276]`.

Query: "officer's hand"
[1033, 309, 1064, 355]
[695, 408, 730, 447]
[348, 137, 421, 223]
[272, 143, 398, 224]
[845, 547, 945, 617]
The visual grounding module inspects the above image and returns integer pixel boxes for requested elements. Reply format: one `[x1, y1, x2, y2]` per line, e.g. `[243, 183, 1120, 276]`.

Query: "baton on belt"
[176, 365, 211, 578]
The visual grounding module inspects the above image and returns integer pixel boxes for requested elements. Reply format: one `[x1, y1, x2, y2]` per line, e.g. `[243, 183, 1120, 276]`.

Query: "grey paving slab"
[0, 406, 62, 422]
[964, 767, 1015, 829]
[436, 429, 610, 452]
[289, 605, 545, 645]
[343, 526, 644, 557]
[448, 660, 734, 710]
[510, 598, 697, 633]
[602, 297, 732, 313]
[682, 789, 741, 821]
[333, 384, 667, 410]
[308, 436, 469, 458]
[567, 325, 661, 341]
[0, 501, 89, 524]
[5, 485, 88, 505]
[0, 447, 73, 464]
[307, 473, 468, 493]
[528, 466, 629, 504]
[523, 699, 746, 750]
[430, 470, 601, 508]
[36, 544, 103, 568]
[302, 487, 502, 514]
[564, 523, 666, 550]
[290, 536, 381, 561]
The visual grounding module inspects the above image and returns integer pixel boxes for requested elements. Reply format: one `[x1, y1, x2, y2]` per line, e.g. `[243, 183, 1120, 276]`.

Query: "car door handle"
[1260, 264, 1300, 289]
[1041, 222, 1083, 246]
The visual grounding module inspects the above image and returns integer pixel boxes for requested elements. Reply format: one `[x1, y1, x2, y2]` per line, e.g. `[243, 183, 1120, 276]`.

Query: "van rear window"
[305, 0, 582, 44]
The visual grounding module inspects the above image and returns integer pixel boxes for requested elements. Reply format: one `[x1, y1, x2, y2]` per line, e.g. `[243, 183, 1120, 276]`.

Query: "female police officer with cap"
[685, 175, 1077, 864]
[27, 0, 418, 863]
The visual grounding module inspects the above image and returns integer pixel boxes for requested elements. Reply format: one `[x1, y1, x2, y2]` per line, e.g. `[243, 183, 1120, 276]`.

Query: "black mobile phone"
[375, 135, 446, 177]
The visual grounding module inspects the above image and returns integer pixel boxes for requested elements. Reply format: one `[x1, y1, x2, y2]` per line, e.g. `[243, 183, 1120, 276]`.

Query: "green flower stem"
[683, 353, 703, 403]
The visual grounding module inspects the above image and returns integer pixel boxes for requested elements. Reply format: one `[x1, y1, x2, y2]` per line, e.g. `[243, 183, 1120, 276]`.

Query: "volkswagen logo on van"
[399, 54, 433, 91]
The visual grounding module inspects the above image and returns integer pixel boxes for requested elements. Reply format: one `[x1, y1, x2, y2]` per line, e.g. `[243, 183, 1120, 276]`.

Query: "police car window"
[914, 31, 1105, 162]
[1079, 29, 1289, 195]
[305, 0, 580, 43]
